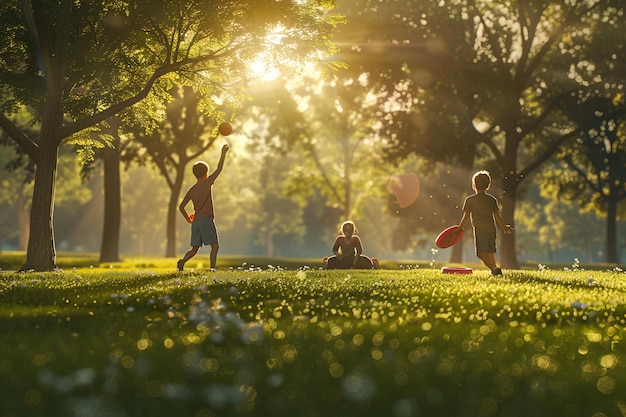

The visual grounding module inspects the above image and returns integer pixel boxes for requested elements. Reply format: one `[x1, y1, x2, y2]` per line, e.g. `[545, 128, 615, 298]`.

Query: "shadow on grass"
[512, 270, 606, 290]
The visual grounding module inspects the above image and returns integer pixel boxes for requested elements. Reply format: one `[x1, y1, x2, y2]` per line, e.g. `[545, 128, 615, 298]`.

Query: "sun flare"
[248, 53, 282, 81]
[246, 24, 292, 82]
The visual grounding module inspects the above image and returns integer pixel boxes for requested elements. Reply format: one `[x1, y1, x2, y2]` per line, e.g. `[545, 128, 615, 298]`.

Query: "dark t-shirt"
[462, 192, 499, 236]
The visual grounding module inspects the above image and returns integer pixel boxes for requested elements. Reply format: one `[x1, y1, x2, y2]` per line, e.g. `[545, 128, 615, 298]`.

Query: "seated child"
[325, 220, 375, 269]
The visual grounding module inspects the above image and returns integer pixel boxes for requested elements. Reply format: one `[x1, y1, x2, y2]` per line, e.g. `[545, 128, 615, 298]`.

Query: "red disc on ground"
[441, 266, 473, 274]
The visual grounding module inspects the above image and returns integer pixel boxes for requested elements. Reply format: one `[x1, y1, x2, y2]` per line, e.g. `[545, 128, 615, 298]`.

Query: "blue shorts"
[190, 217, 218, 247]
[475, 234, 497, 254]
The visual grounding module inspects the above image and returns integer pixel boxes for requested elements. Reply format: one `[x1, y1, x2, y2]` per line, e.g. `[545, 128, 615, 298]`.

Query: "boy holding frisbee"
[458, 170, 514, 276]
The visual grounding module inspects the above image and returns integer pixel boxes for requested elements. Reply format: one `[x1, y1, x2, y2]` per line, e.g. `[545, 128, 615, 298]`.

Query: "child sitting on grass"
[325, 220, 376, 269]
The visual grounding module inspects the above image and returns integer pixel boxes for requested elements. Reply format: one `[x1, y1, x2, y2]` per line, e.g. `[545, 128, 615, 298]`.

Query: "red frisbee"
[435, 225, 464, 248]
[441, 266, 473, 274]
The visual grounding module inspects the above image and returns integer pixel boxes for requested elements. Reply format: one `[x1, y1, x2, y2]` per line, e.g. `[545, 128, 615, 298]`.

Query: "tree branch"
[304, 134, 344, 205]
[519, 128, 580, 178]
[0, 112, 40, 161]
[61, 45, 236, 139]
[563, 154, 603, 196]
[518, 91, 571, 138]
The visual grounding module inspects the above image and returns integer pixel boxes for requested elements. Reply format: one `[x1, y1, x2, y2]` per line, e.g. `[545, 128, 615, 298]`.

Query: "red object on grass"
[435, 225, 464, 248]
[441, 266, 473, 274]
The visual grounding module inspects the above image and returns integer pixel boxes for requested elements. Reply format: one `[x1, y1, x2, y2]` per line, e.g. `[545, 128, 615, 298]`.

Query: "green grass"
[0, 264, 625, 417]
[0, 251, 432, 271]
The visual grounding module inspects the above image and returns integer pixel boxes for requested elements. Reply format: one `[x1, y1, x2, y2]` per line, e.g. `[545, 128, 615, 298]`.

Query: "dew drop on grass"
[340, 370, 377, 402]
[352, 334, 364, 347]
[596, 376, 615, 394]
[329, 362, 344, 378]
[267, 372, 285, 387]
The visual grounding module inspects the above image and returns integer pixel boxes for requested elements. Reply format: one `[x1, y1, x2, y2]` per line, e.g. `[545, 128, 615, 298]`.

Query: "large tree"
[0, 0, 342, 271]
[335, 0, 625, 268]
[539, 10, 626, 264]
[541, 98, 626, 263]
[85, 116, 124, 263]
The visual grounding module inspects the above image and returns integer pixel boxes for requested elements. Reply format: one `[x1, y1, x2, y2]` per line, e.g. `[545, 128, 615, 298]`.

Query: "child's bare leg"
[477, 252, 497, 271]
[178, 246, 199, 271]
[209, 243, 219, 270]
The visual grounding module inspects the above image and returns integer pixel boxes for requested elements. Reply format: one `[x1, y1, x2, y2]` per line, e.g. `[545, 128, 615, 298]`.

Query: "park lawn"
[0, 251, 434, 271]
[0, 266, 624, 417]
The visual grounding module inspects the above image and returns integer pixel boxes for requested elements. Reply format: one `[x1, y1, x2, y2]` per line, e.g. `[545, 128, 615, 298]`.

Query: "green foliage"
[332, 0, 626, 267]
[514, 182, 606, 262]
[0, 266, 624, 417]
[243, 66, 400, 222]
[0, 0, 344, 271]
[65, 127, 110, 166]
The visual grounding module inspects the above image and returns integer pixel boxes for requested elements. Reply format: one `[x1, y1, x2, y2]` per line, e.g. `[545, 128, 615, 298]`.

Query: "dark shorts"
[475, 234, 497, 254]
[191, 217, 218, 247]
[326, 255, 373, 270]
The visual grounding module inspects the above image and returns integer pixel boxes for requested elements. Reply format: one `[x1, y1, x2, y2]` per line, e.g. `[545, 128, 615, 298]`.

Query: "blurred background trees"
[1, 0, 625, 267]
[331, 0, 626, 267]
[0, 0, 342, 270]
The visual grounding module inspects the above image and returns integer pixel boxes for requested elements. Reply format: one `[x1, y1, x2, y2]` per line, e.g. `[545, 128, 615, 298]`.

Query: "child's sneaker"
[210, 268, 216, 273]
[177, 259, 184, 272]
[490, 267, 503, 276]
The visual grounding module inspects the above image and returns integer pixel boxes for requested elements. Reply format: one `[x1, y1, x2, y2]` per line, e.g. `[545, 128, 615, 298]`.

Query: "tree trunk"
[450, 238, 464, 263]
[99, 145, 121, 263]
[605, 197, 618, 263]
[19, 0, 70, 272]
[166, 190, 178, 258]
[165, 170, 185, 258]
[21, 142, 58, 271]
[21, 80, 64, 271]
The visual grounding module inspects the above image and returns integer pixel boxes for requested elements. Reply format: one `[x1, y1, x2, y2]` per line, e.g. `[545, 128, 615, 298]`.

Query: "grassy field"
[0, 251, 434, 272]
[0, 256, 625, 417]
